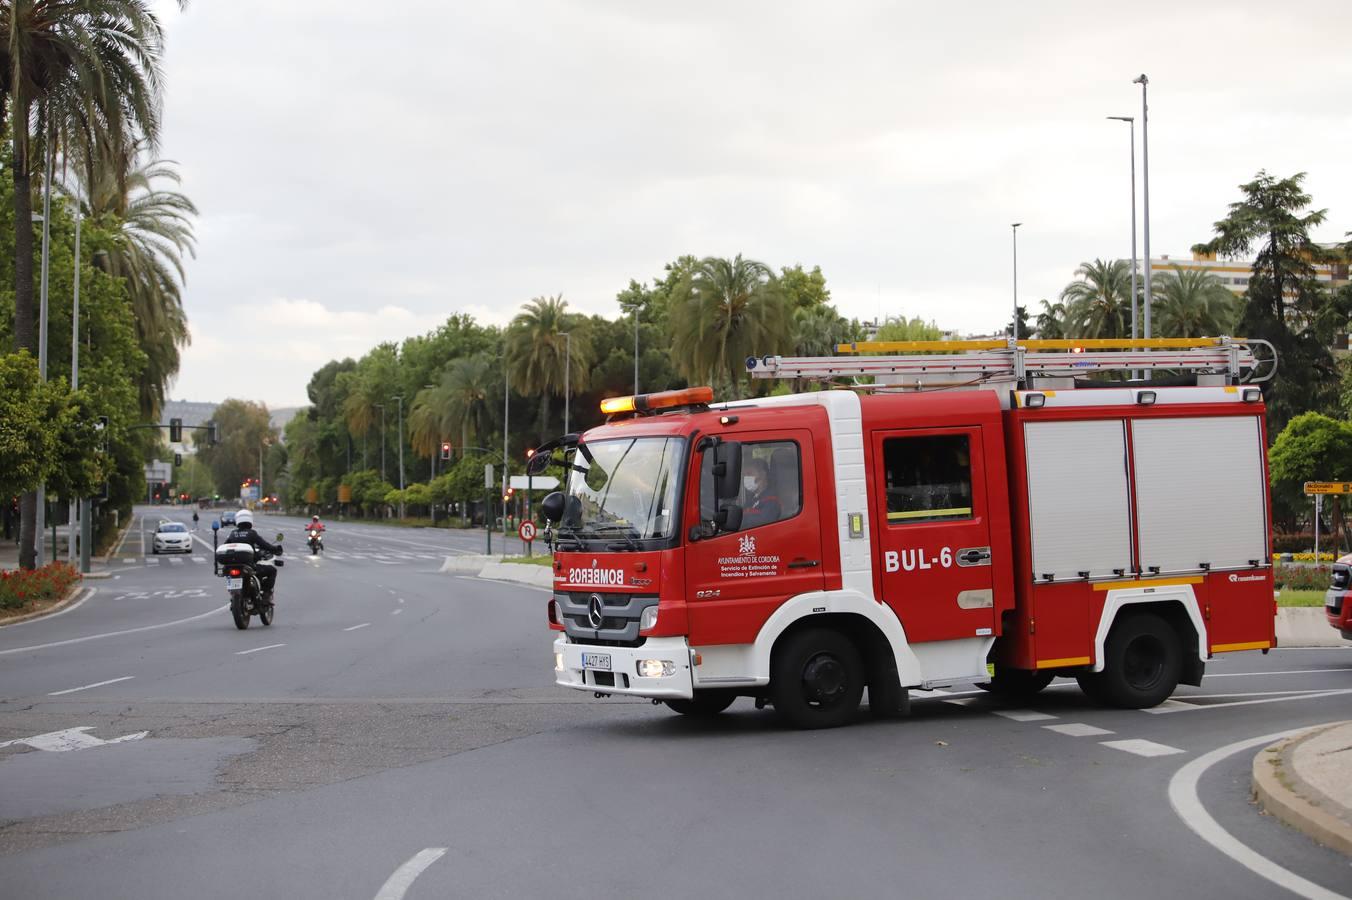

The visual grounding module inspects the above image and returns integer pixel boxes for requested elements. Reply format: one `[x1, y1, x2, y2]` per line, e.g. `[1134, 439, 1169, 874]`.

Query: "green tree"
[1192, 171, 1338, 434]
[779, 264, 831, 309]
[1151, 265, 1237, 338]
[669, 254, 791, 395]
[0, 351, 61, 498]
[1034, 300, 1067, 339]
[874, 315, 943, 343]
[1006, 305, 1030, 339]
[1060, 259, 1133, 339]
[1267, 412, 1352, 532]
[507, 295, 591, 437]
[196, 399, 275, 498]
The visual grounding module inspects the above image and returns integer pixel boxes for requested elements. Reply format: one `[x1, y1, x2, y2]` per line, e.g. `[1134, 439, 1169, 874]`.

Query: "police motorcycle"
[211, 521, 285, 630]
[307, 527, 324, 555]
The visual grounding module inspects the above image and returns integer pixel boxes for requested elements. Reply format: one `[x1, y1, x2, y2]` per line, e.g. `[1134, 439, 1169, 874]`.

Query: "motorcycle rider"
[225, 509, 283, 599]
[307, 515, 325, 550]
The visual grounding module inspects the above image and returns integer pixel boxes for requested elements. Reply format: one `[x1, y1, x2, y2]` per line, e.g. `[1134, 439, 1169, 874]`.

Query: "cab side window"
[882, 435, 972, 524]
[698, 440, 802, 533]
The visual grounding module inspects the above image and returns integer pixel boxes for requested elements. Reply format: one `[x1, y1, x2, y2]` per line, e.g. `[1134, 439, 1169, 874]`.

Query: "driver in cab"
[741, 458, 781, 529]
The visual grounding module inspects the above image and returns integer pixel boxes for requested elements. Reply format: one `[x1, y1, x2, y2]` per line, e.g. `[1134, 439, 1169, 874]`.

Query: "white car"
[152, 522, 193, 554]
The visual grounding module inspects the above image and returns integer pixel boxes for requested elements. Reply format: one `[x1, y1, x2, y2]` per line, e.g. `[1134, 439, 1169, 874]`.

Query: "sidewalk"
[1252, 721, 1352, 858]
[0, 522, 117, 577]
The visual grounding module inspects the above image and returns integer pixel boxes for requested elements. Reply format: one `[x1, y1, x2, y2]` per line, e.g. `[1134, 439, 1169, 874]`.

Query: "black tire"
[1098, 613, 1181, 709]
[977, 665, 1055, 697]
[663, 692, 735, 718]
[770, 628, 865, 729]
[1075, 673, 1112, 705]
[230, 592, 250, 630]
[258, 602, 274, 626]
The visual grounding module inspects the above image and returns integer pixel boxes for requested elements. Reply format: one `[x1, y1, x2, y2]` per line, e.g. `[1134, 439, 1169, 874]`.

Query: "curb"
[440, 556, 556, 589]
[0, 584, 94, 628]
[1276, 607, 1348, 648]
[1252, 723, 1352, 858]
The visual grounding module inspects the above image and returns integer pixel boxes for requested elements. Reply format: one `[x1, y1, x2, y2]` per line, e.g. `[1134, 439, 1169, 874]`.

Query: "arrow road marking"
[0, 726, 148, 752]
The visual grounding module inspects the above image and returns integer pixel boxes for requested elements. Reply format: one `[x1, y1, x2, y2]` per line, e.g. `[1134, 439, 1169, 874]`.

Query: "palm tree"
[1151, 265, 1238, 338]
[2, 0, 175, 571]
[69, 151, 197, 417]
[792, 303, 853, 358]
[1034, 299, 1068, 339]
[1060, 259, 1133, 339]
[439, 354, 496, 451]
[506, 295, 590, 436]
[669, 254, 790, 394]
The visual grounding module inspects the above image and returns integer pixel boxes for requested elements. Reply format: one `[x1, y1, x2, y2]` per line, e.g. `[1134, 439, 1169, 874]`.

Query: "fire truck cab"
[539, 339, 1277, 728]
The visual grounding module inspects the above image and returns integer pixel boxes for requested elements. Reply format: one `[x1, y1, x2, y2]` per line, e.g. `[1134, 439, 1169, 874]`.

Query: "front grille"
[1331, 565, 1349, 591]
[557, 591, 658, 648]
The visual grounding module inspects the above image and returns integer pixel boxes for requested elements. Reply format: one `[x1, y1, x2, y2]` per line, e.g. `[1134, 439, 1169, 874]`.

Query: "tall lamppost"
[392, 394, 405, 517]
[1133, 74, 1153, 346]
[33, 126, 55, 567]
[1011, 223, 1022, 341]
[561, 331, 572, 434]
[423, 383, 437, 479]
[375, 403, 386, 481]
[632, 306, 640, 394]
[1107, 115, 1139, 346]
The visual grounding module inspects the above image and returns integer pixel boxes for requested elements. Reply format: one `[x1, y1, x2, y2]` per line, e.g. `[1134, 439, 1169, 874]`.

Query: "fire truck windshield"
[561, 437, 685, 546]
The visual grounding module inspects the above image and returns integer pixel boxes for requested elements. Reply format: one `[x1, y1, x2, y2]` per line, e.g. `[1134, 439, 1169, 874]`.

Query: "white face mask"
[743, 476, 760, 492]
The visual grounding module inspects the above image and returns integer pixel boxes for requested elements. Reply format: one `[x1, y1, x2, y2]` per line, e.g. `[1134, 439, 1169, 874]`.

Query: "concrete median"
[1252, 721, 1352, 858]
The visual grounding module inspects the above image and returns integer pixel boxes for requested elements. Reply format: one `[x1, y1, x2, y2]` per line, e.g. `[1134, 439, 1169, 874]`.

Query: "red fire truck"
[535, 338, 1278, 728]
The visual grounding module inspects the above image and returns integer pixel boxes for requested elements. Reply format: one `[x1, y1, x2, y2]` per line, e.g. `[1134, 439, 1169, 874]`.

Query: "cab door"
[871, 426, 996, 644]
[684, 430, 826, 646]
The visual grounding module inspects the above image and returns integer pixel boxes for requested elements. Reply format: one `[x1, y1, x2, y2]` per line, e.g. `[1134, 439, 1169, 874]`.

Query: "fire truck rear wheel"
[1098, 613, 1181, 708]
[771, 628, 865, 729]
[663, 692, 736, 718]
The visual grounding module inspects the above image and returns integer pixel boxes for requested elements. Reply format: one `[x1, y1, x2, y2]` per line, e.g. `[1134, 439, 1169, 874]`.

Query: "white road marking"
[1168, 729, 1350, 900]
[145, 557, 159, 566]
[1044, 723, 1114, 737]
[1100, 738, 1184, 757]
[344, 623, 372, 632]
[391, 609, 404, 616]
[48, 675, 135, 696]
[397, 598, 405, 604]
[0, 605, 229, 656]
[373, 847, 447, 900]
[192, 556, 206, 563]
[0, 726, 148, 752]
[1144, 689, 1352, 714]
[0, 587, 97, 629]
[122, 558, 136, 565]
[993, 709, 1056, 722]
[236, 643, 286, 656]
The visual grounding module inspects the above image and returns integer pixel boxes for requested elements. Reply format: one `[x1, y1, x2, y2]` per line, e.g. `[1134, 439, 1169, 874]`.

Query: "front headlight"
[554, 652, 566, 671]
[636, 659, 676, 678]
[640, 606, 659, 631]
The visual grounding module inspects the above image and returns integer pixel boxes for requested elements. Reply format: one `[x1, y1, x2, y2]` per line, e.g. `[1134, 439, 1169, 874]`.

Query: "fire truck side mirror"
[540, 491, 566, 523]
[712, 440, 743, 501]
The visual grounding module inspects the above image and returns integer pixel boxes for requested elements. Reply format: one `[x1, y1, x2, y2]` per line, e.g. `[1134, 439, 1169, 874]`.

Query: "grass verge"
[1276, 589, 1327, 608]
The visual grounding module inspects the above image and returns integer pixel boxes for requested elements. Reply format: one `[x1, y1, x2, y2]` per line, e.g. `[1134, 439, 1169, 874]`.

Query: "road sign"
[143, 460, 172, 483]
[1304, 482, 1352, 495]
[519, 521, 537, 542]
[508, 475, 559, 490]
[484, 463, 494, 488]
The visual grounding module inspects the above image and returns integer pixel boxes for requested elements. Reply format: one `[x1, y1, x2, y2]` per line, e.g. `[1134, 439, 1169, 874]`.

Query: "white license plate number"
[225, 577, 243, 590]
[581, 652, 612, 671]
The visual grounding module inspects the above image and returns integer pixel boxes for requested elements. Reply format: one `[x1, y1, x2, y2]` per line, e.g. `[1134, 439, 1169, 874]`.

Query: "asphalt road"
[2, 505, 1350, 899]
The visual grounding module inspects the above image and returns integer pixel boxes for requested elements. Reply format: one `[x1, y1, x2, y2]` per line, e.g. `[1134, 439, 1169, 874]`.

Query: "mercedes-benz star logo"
[587, 594, 604, 629]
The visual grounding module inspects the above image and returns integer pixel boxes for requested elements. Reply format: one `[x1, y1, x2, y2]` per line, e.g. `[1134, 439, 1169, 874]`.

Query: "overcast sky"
[155, 0, 1352, 408]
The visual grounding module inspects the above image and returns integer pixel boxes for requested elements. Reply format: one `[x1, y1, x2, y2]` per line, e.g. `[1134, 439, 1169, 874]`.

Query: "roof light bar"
[600, 386, 714, 416]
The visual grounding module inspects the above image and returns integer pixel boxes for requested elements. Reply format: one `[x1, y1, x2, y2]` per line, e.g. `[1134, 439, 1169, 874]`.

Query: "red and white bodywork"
[545, 344, 1276, 725]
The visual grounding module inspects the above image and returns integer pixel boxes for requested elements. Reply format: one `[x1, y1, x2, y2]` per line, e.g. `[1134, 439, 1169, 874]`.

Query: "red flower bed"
[0, 562, 82, 612]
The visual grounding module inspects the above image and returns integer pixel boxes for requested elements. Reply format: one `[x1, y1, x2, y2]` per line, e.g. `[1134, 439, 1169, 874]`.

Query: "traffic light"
[441, 441, 451, 461]
[174, 452, 182, 467]
[207, 422, 218, 445]
[169, 418, 183, 442]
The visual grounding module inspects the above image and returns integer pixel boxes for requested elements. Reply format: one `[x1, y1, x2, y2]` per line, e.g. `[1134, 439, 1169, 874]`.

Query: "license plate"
[581, 652, 612, 671]
[225, 577, 243, 590]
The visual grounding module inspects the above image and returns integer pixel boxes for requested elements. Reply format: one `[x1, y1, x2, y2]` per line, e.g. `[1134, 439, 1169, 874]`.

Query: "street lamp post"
[502, 362, 511, 550]
[1011, 223, 1022, 341]
[633, 307, 640, 394]
[70, 209, 84, 568]
[375, 403, 386, 482]
[1107, 116, 1139, 348]
[561, 331, 572, 435]
[1134, 74, 1153, 358]
[392, 395, 405, 518]
[33, 125, 55, 567]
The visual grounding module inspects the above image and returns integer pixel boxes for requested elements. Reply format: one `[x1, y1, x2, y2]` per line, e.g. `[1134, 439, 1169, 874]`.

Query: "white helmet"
[235, 509, 254, 528]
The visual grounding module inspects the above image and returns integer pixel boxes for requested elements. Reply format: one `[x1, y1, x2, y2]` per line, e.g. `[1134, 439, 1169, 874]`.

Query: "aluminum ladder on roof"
[745, 337, 1276, 387]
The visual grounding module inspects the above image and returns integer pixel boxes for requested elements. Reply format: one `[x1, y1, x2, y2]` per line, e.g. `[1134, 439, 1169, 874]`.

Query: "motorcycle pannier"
[215, 542, 257, 566]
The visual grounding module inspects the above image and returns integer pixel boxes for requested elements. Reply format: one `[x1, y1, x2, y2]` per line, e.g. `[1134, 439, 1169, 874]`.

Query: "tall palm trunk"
[12, 94, 38, 570]
[539, 392, 550, 438]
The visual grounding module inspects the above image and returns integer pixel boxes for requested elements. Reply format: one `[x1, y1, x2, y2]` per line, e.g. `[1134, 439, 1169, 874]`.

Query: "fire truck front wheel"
[1096, 613, 1182, 709]
[770, 628, 865, 729]
[664, 692, 737, 718]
